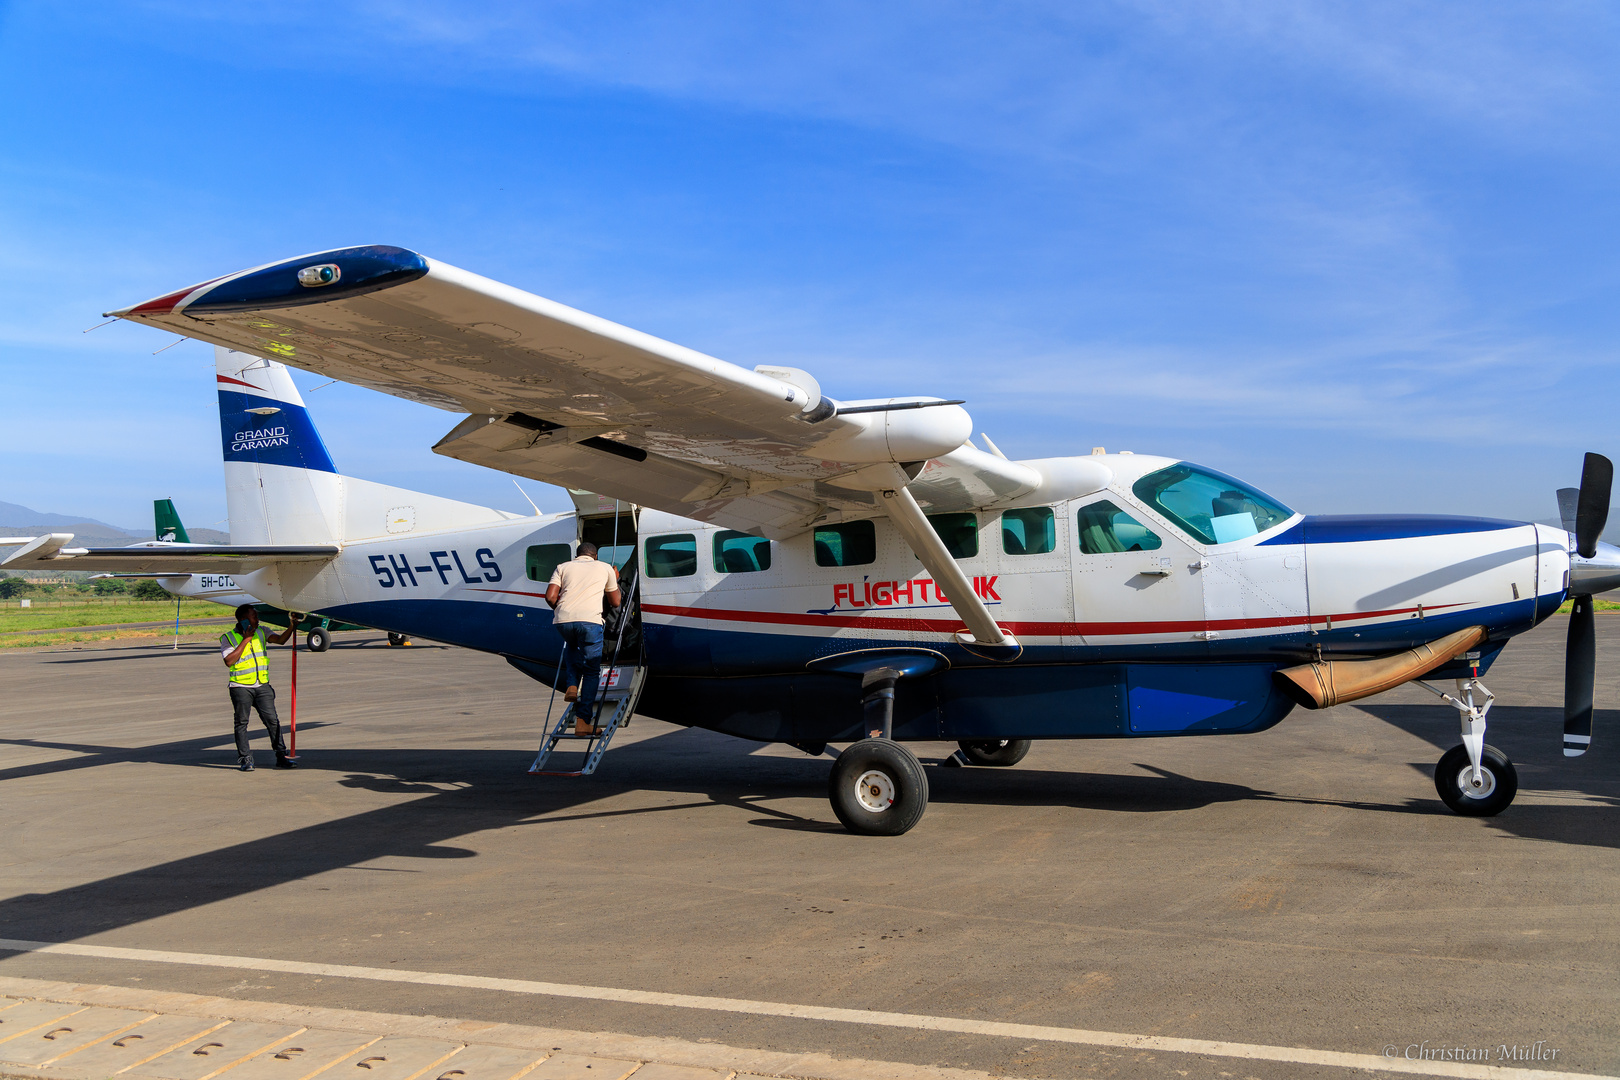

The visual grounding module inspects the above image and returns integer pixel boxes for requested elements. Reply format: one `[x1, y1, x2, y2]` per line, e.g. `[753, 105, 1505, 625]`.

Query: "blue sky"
[3, 2, 1618, 531]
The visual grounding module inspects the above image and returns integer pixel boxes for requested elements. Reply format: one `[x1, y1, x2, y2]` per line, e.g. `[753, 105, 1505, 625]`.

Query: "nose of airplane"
[1570, 539, 1620, 596]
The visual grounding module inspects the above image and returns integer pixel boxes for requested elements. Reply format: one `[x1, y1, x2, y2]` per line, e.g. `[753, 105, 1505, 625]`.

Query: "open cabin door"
[569, 489, 641, 661]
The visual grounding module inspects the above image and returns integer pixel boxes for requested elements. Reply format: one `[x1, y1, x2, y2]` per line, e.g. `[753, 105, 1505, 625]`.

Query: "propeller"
[1562, 452, 1613, 757]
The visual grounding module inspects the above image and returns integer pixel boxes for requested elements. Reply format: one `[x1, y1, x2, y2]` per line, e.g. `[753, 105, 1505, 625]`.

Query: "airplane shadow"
[0, 725, 1279, 945]
[5, 709, 1618, 948]
[1355, 702, 1620, 851]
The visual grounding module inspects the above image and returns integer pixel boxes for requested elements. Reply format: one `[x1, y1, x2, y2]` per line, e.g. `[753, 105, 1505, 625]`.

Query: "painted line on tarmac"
[0, 938, 1605, 1080]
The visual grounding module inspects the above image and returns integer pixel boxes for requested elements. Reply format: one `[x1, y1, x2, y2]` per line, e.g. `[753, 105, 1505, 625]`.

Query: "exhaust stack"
[1274, 625, 1488, 710]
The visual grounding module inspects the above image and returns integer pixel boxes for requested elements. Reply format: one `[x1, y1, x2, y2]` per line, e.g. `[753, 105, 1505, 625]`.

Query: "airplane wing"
[108, 245, 1099, 538]
[1, 535, 339, 574]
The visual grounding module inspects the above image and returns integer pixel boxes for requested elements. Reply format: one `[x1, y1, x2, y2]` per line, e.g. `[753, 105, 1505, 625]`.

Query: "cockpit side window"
[1076, 500, 1162, 554]
[1131, 463, 1293, 545]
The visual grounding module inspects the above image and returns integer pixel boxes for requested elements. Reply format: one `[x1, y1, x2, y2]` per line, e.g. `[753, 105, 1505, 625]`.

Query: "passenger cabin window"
[1132, 463, 1293, 545]
[1076, 501, 1162, 554]
[1001, 507, 1056, 555]
[525, 543, 572, 582]
[713, 530, 772, 573]
[644, 534, 697, 578]
[814, 521, 877, 567]
[927, 513, 978, 559]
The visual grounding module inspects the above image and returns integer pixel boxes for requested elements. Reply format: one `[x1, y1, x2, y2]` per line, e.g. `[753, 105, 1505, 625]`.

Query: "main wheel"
[828, 739, 929, 836]
[957, 738, 1032, 767]
[1434, 744, 1517, 816]
[387, 632, 409, 647]
[306, 626, 331, 652]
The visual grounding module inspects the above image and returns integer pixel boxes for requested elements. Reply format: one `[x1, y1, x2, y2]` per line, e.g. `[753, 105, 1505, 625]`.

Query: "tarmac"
[1, 618, 1617, 1080]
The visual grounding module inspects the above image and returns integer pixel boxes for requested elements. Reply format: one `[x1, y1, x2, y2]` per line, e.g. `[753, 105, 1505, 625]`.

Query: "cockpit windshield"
[1131, 463, 1294, 545]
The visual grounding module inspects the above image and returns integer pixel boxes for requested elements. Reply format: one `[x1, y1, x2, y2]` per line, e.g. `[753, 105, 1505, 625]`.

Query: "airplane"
[6, 243, 1619, 835]
[90, 499, 409, 652]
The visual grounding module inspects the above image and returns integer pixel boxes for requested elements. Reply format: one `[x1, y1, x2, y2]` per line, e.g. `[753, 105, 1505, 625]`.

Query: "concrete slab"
[0, 1005, 88, 1047]
[615, 1065, 725, 1080]
[0, 1006, 150, 1065]
[124, 1023, 307, 1080]
[321, 1037, 461, 1080]
[519, 1056, 636, 1080]
[221, 1029, 380, 1080]
[32, 1014, 229, 1076]
[408, 1044, 545, 1080]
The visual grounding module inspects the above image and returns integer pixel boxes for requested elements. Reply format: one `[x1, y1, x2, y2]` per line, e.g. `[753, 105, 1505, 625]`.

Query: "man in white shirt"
[545, 542, 623, 735]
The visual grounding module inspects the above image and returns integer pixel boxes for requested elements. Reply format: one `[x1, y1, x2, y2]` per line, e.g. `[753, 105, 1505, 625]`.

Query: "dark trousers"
[557, 621, 605, 719]
[230, 683, 287, 764]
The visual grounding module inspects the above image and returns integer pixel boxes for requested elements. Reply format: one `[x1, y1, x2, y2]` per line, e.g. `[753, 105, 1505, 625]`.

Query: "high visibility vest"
[223, 628, 270, 685]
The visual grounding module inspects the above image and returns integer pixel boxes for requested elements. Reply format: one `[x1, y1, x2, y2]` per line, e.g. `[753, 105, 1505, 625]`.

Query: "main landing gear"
[828, 666, 929, 836]
[1419, 678, 1519, 816]
[387, 631, 411, 647]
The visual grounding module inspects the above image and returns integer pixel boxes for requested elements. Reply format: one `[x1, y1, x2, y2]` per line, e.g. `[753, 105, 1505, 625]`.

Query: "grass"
[0, 627, 228, 649]
[1558, 599, 1620, 612]
[0, 598, 226, 634]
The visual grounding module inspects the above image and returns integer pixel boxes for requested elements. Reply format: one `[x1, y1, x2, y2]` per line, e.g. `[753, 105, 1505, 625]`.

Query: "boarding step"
[528, 664, 646, 776]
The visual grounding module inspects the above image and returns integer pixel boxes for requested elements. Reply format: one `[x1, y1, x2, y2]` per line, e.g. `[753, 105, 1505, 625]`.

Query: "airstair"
[528, 558, 645, 777]
[528, 662, 647, 776]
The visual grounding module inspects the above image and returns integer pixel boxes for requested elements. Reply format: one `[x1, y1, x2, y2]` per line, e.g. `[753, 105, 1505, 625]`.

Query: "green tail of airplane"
[154, 498, 190, 543]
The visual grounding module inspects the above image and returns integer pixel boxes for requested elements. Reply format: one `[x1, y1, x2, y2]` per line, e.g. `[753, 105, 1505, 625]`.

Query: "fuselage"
[235, 453, 1575, 746]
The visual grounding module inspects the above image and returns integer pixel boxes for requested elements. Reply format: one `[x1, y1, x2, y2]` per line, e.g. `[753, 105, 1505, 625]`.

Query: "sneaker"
[564, 685, 579, 702]
[276, 756, 299, 770]
[239, 761, 255, 772]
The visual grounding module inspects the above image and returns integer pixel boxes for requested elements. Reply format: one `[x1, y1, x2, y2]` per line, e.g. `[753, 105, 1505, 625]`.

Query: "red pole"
[289, 620, 298, 758]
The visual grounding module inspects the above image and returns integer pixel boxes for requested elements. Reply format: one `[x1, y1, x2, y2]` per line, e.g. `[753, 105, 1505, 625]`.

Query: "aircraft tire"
[306, 626, 331, 653]
[387, 632, 409, 647]
[829, 739, 929, 836]
[957, 738, 1031, 766]
[1434, 743, 1517, 816]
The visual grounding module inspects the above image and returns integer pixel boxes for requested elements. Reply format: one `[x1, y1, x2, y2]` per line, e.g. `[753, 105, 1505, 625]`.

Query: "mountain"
[0, 501, 135, 533]
[1, 501, 229, 545]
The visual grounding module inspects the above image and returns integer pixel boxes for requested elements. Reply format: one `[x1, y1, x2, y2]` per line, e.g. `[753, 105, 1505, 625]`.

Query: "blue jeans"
[556, 621, 605, 719]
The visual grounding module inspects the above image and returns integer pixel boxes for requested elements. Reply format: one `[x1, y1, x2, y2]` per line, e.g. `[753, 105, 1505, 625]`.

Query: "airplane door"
[1068, 496, 1206, 651]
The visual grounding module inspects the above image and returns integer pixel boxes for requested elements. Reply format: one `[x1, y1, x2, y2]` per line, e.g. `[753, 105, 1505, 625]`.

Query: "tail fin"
[217, 346, 341, 546]
[154, 499, 190, 543]
[215, 346, 524, 550]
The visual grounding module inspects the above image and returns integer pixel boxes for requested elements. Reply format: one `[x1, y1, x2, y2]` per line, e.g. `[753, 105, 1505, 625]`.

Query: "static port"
[297, 264, 341, 287]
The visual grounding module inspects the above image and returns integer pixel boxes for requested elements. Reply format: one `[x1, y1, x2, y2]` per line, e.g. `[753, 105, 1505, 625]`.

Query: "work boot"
[276, 755, 298, 770]
[564, 685, 579, 702]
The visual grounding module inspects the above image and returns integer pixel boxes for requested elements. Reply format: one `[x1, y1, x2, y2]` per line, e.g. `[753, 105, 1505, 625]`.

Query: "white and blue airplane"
[8, 244, 1619, 834]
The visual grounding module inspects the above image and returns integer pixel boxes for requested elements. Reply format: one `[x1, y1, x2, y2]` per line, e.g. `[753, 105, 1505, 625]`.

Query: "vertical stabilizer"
[154, 499, 190, 543]
[216, 346, 341, 547]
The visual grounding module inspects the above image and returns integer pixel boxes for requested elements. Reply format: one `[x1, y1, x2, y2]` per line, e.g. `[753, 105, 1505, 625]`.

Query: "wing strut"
[879, 486, 1019, 657]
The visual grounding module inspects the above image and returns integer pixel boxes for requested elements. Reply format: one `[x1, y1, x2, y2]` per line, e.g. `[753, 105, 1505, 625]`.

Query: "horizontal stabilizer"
[1, 535, 338, 574]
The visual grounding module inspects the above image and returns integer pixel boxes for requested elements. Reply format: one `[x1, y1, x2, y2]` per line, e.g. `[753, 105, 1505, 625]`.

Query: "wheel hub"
[853, 769, 896, 813]
[1455, 765, 1497, 800]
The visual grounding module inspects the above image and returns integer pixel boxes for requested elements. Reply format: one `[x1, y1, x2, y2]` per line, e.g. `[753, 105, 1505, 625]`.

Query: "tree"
[132, 578, 171, 601]
[0, 576, 24, 599]
[93, 577, 130, 596]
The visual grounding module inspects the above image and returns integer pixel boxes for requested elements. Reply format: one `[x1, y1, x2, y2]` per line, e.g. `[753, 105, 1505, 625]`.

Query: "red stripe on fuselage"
[639, 601, 1465, 637]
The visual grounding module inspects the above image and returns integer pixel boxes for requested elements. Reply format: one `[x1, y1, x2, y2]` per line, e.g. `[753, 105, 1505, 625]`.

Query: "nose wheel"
[1434, 744, 1518, 816]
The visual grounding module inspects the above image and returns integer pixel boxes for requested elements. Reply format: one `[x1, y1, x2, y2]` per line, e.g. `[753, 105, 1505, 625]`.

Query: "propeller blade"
[1564, 593, 1595, 757]
[1575, 452, 1613, 559]
[1557, 487, 1580, 537]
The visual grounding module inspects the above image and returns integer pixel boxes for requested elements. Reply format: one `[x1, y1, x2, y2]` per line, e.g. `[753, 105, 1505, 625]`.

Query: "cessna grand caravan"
[7, 245, 1617, 834]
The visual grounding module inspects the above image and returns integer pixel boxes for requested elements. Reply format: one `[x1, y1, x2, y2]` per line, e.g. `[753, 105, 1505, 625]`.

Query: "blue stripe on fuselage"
[1259, 514, 1523, 546]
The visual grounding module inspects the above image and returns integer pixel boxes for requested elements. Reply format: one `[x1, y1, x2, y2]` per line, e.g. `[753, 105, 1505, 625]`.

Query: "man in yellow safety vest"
[221, 604, 297, 772]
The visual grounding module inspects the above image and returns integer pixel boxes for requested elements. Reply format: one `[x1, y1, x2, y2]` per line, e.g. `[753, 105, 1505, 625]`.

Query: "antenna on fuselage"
[512, 479, 543, 517]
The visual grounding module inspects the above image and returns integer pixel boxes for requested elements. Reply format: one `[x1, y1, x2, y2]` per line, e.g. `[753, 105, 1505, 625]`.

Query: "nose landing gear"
[1419, 677, 1518, 816]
